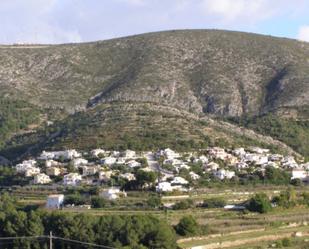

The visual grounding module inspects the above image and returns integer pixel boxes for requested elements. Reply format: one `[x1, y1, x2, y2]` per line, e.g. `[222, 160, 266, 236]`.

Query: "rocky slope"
[0, 30, 308, 159]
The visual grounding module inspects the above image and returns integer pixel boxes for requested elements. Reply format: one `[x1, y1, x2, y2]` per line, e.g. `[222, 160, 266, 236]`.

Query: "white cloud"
[201, 0, 276, 23]
[298, 26, 309, 42]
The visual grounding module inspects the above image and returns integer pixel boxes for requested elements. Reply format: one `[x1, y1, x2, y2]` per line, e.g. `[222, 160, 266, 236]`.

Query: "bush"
[147, 195, 161, 208]
[175, 215, 199, 236]
[272, 188, 297, 208]
[173, 199, 194, 210]
[64, 194, 87, 206]
[281, 238, 291, 247]
[202, 198, 226, 208]
[91, 196, 107, 208]
[247, 193, 272, 213]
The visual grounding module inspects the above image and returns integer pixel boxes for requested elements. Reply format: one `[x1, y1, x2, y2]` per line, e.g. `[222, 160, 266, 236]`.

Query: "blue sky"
[1, 0, 309, 44]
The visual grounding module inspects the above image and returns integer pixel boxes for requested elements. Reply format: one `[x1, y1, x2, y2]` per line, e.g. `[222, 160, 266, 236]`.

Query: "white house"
[122, 150, 136, 159]
[91, 149, 106, 157]
[45, 160, 59, 168]
[72, 158, 88, 168]
[291, 169, 308, 180]
[156, 182, 173, 192]
[99, 171, 113, 181]
[99, 187, 126, 200]
[249, 147, 270, 154]
[189, 171, 200, 180]
[236, 162, 249, 169]
[82, 166, 99, 176]
[39, 150, 81, 160]
[214, 169, 235, 180]
[103, 157, 117, 165]
[63, 173, 82, 186]
[255, 156, 269, 166]
[34, 173, 52, 184]
[116, 157, 126, 165]
[46, 194, 64, 209]
[24, 167, 40, 177]
[119, 173, 136, 181]
[16, 160, 37, 173]
[156, 182, 185, 192]
[194, 155, 208, 164]
[204, 162, 219, 172]
[282, 156, 298, 169]
[171, 176, 188, 185]
[158, 148, 180, 159]
[46, 167, 61, 176]
[232, 148, 246, 157]
[126, 160, 141, 168]
[208, 147, 229, 160]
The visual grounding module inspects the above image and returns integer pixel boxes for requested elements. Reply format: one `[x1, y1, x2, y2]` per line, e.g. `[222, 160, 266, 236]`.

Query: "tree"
[91, 197, 107, 208]
[202, 198, 226, 208]
[135, 170, 157, 189]
[273, 188, 297, 208]
[173, 199, 194, 210]
[147, 195, 161, 209]
[247, 193, 272, 213]
[175, 215, 199, 236]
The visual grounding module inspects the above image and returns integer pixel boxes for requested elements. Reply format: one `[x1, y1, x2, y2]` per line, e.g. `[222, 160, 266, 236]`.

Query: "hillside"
[0, 30, 309, 160]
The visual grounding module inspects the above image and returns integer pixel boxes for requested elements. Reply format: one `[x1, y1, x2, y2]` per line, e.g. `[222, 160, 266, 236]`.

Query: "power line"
[53, 236, 115, 249]
[0, 234, 116, 249]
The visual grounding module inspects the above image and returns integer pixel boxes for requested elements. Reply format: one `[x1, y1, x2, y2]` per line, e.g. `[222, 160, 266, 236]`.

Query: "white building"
[46, 167, 61, 176]
[99, 171, 113, 181]
[63, 173, 82, 186]
[82, 166, 99, 176]
[249, 147, 270, 154]
[291, 169, 308, 180]
[72, 158, 88, 168]
[126, 160, 141, 168]
[46, 194, 64, 209]
[158, 148, 180, 159]
[204, 162, 219, 172]
[91, 149, 106, 157]
[25, 167, 40, 177]
[232, 148, 246, 157]
[116, 157, 126, 165]
[99, 187, 126, 200]
[194, 155, 208, 164]
[122, 150, 136, 159]
[39, 150, 81, 160]
[214, 169, 235, 180]
[156, 182, 173, 192]
[120, 173, 136, 181]
[16, 160, 37, 173]
[171, 176, 188, 185]
[189, 171, 200, 180]
[208, 147, 229, 160]
[45, 160, 59, 168]
[103, 157, 117, 165]
[34, 173, 52, 184]
[156, 182, 185, 192]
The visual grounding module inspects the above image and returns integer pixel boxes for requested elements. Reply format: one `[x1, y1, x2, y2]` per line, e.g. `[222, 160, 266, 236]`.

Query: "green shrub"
[173, 199, 194, 210]
[247, 193, 272, 213]
[202, 198, 226, 208]
[175, 215, 199, 236]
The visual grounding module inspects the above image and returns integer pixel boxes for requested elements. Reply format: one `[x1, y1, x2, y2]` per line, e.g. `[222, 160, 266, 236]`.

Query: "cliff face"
[0, 30, 309, 159]
[0, 30, 308, 116]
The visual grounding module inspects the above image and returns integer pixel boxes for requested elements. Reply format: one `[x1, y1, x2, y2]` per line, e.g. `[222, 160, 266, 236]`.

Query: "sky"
[1, 0, 309, 44]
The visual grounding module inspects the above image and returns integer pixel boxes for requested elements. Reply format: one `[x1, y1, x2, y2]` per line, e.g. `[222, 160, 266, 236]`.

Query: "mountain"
[0, 30, 309, 160]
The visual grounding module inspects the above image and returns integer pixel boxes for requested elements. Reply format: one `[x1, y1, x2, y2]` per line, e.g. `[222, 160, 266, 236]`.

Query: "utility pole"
[49, 231, 53, 249]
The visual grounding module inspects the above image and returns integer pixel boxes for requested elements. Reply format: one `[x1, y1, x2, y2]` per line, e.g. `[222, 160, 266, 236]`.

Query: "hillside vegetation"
[0, 30, 308, 160]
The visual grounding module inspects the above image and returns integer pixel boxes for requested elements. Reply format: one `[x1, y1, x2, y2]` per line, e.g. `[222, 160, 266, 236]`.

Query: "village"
[12, 146, 309, 209]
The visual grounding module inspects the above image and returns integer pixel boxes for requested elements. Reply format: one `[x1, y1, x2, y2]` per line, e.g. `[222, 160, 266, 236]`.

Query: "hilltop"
[0, 30, 309, 160]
